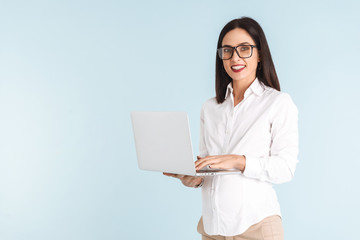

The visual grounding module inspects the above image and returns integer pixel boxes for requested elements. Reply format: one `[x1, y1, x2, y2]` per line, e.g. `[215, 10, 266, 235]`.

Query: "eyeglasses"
[217, 44, 257, 60]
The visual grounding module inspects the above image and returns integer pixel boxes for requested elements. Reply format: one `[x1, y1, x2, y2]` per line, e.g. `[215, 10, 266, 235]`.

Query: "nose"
[231, 48, 242, 61]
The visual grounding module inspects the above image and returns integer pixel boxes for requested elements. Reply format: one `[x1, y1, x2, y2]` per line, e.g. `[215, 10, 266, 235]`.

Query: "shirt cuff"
[243, 156, 262, 179]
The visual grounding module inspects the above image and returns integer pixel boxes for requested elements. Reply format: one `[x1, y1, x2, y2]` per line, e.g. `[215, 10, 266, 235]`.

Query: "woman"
[164, 17, 298, 240]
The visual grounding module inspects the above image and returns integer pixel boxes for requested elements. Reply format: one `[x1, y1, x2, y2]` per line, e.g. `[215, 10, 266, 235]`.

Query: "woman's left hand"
[195, 155, 246, 172]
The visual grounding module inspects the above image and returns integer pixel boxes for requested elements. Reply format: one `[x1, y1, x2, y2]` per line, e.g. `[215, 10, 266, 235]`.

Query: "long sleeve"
[243, 93, 299, 184]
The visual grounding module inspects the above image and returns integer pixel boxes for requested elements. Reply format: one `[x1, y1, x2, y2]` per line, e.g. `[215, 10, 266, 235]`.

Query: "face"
[221, 28, 260, 84]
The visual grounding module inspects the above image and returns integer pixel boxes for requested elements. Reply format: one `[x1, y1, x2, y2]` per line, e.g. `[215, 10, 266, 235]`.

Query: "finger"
[195, 155, 235, 170]
[208, 163, 226, 170]
[172, 174, 185, 179]
[197, 155, 233, 167]
[163, 173, 184, 179]
[196, 159, 221, 170]
[163, 172, 178, 177]
[195, 155, 219, 166]
[195, 156, 215, 167]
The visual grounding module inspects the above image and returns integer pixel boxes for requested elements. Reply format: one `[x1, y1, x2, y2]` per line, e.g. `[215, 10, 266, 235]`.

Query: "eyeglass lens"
[219, 45, 253, 60]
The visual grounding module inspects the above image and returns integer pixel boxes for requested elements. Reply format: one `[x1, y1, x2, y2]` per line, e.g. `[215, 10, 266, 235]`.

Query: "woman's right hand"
[163, 172, 203, 188]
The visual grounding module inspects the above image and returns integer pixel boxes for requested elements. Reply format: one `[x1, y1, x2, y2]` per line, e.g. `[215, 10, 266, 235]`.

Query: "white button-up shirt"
[199, 78, 299, 236]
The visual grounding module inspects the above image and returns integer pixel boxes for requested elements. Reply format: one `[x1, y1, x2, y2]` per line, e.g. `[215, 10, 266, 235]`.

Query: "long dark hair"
[215, 17, 280, 104]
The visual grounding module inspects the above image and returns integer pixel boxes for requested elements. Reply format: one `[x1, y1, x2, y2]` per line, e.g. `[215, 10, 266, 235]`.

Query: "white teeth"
[231, 65, 245, 70]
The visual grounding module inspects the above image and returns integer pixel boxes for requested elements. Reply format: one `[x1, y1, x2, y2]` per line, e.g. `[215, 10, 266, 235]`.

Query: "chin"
[231, 76, 248, 82]
[231, 73, 256, 83]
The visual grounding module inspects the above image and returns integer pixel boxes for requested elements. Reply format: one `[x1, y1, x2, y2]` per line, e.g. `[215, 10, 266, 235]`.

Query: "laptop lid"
[131, 112, 197, 175]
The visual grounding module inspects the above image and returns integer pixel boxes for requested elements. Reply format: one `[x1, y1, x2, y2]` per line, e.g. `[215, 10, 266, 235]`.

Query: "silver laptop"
[130, 112, 242, 176]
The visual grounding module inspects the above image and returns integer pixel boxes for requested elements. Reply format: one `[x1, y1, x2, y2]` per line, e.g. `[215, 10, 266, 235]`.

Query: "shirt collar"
[225, 78, 265, 100]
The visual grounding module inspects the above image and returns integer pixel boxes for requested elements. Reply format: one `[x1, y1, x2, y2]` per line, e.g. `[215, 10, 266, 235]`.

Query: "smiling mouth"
[231, 65, 245, 70]
[231, 65, 245, 72]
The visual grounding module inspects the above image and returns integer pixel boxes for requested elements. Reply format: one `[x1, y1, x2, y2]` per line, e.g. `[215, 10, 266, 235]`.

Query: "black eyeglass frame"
[217, 44, 257, 60]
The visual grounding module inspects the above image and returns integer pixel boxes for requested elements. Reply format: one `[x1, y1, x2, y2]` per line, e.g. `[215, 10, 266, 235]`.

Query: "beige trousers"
[197, 215, 284, 240]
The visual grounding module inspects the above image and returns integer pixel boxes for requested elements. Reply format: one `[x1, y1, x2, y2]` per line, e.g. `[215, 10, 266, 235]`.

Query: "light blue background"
[1, 0, 359, 239]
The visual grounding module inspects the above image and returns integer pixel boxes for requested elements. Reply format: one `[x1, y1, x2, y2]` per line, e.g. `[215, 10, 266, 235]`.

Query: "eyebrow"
[222, 42, 252, 47]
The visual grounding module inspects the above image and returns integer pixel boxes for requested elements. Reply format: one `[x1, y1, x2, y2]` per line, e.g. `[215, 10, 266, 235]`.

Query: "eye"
[223, 48, 232, 53]
[239, 46, 250, 51]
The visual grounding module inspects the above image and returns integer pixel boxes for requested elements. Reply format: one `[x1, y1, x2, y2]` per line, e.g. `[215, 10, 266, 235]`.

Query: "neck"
[232, 77, 256, 100]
